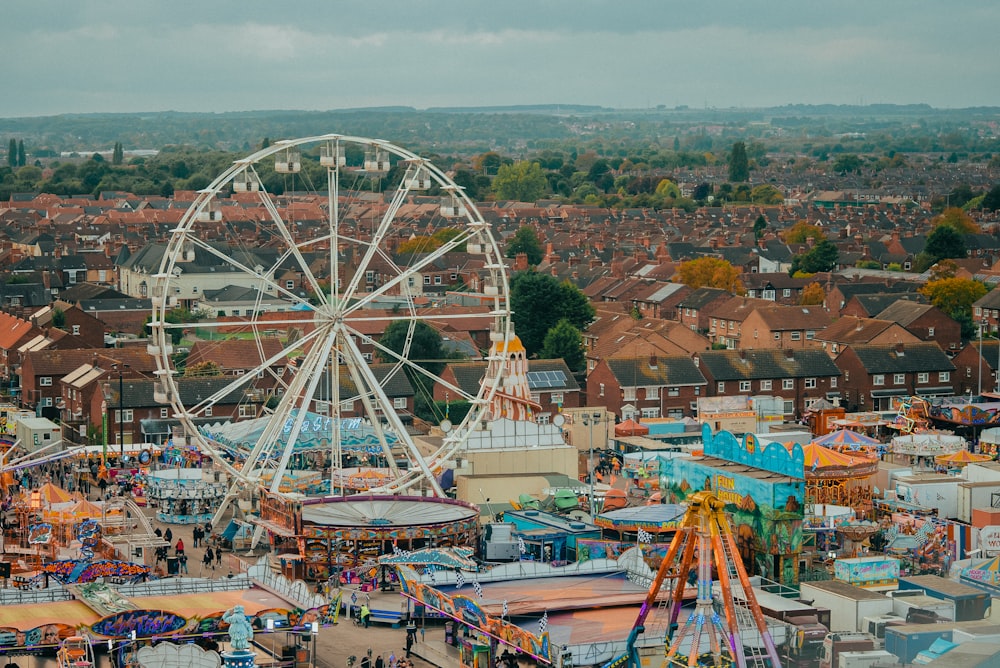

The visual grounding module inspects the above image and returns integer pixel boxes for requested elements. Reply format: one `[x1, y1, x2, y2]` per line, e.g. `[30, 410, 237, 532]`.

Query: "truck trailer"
[898, 574, 990, 621]
[799, 580, 893, 633]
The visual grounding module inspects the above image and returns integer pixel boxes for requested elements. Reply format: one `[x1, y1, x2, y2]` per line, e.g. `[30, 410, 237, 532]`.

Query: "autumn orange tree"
[934, 207, 979, 234]
[799, 282, 825, 305]
[676, 257, 744, 293]
[781, 221, 825, 244]
[919, 277, 988, 339]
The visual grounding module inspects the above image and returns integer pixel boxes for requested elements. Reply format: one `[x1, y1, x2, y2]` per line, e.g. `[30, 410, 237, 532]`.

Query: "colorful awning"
[799, 442, 878, 478]
[935, 449, 994, 466]
[614, 419, 649, 437]
[811, 429, 880, 449]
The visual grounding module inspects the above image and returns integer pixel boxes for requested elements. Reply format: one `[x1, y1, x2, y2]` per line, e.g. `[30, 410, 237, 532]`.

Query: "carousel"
[800, 442, 879, 516]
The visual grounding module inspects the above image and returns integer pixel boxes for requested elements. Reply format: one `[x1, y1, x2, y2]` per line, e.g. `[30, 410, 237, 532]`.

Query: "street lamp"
[581, 412, 603, 514]
[112, 363, 129, 461]
[979, 322, 986, 397]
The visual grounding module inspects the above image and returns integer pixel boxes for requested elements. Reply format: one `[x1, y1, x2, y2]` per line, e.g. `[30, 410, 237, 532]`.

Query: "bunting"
[502, 599, 509, 617]
[455, 571, 465, 589]
[473, 580, 484, 598]
[538, 610, 548, 635]
[637, 528, 653, 544]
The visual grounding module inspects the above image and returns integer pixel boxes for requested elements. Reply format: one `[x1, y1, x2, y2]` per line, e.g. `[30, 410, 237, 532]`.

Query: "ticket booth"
[459, 638, 490, 668]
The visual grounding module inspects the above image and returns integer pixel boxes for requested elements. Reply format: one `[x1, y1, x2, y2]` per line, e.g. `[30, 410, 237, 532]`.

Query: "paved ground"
[138, 501, 443, 668]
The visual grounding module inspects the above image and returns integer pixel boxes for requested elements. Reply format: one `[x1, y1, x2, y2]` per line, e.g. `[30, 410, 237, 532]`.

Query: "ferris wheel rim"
[147, 134, 512, 497]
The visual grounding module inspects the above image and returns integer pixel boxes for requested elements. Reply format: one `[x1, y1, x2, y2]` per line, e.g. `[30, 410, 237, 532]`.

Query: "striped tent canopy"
[935, 449, 994, 467]
[812, 429, 880, 449]
[799, 442, 879, 479]
[614, 418, 649, 437]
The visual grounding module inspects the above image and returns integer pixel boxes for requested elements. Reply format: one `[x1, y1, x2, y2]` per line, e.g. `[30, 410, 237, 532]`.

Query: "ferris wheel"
[146, 135, 512, 515]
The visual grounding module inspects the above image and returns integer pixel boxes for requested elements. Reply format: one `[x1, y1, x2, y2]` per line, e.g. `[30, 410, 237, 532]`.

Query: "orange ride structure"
[800, 442, 878, 513]
[610, 490, 781, 668]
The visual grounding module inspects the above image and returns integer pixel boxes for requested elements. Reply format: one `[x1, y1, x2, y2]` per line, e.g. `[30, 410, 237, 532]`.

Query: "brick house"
[586, 355, 707, 420]
[813, 316, 921, 358]
[834, 342, 957, 412]
[949, 340, 999, 397]
[675, 287, 733, 332]
[874, 300, 962, 353]
[738, 304, 834, 350]
[974, 290, 1000, 336]
[695, 348, 843, 418]
[19, 348, 156, 413]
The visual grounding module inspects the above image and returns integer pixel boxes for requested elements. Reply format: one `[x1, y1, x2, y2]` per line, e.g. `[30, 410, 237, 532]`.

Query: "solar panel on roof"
[526, 370, 567, 389]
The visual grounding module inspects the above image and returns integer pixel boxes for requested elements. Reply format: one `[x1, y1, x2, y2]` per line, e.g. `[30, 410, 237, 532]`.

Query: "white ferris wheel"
[146, 134, 511, 517]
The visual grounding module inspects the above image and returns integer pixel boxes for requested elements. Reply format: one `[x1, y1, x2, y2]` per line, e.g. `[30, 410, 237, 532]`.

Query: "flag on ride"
[473, 580, 484, 598]
[455, 571, 465, 589]
[427, 566, 435, 583]
[518, 536, 526, 555]
[637, 528, 653, 544]
[502, 599, 508, 617]
[538, 611, 548, 634]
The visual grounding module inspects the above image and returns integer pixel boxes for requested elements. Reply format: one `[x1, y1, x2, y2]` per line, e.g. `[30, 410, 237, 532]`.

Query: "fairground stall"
[145, 468, 229, 524]
[659, 424, 805, 585]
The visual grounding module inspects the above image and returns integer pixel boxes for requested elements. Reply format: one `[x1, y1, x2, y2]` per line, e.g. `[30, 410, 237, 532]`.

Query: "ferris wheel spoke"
[253, 187, 329, 307]
[341, 228, 485, 319]
[183, 235, 315, 308]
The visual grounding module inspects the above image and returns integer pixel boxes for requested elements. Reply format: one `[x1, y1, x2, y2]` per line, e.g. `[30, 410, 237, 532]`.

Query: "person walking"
[164, 527, 173, 544]
[179, 554, 188, 574]
[360, 603, 371, 628]
[216, 545, 223, 568]
[374, 654, 383, 668]
[192, 526, 201, 548]
[175, 538, 184, 555]
[203, 547, 214, 573]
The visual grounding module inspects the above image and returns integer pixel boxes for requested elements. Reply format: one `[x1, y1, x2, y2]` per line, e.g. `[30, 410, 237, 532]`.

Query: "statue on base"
[223, 605, 254, 651]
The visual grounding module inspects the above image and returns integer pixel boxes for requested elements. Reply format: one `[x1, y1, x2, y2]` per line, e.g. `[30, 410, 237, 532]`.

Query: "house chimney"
[514, 253, 528, 271]
[895, 342, 905, 355]
[785, 349, 795, 361]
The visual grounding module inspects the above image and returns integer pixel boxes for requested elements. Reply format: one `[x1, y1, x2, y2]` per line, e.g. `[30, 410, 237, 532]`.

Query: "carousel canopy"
[615, 418, 649, 437]
[812, 429, 880, 449]
[935, 449, 994, 466]
[32, 482, 73, 504]
[378, 546, 477, 570]
[201, 409, 397, 455]
[799, 442, 879, 478]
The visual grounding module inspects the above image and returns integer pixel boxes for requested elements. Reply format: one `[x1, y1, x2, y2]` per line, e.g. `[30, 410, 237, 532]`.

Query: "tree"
[753, 214, 767, 240]
[983, 183, 1000, 212]
[832, 154, 863, 174]
[184, 360, 222, 377]
[919, 277, 987, 339]
[923, 224, 966, 263]
[493, 161, 547, 202]
[52, 308, 66, 328]
[510, 271, 595, 355]
[782, 221, 826, 244]
[928, 259, 959, 281]
[505, 226, 544, 266]
[474, 151, 504, 175]
[379, 320, 448, 421]
[728, 141, 749, 182]
[112, 142, 124, 165]
[790, 239, 839, 275]
[6, 139, 15, 168]
[934, 207, 978, 234]
[17, 140, 25, 167]
[799, 282, 825, 306]
[750, 184, 784, 205]
[676, 257, 744, 293]
[540, 319, 585, 372]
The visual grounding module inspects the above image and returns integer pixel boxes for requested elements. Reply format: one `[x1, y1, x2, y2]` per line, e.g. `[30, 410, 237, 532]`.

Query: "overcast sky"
[6, 0, 999, 117]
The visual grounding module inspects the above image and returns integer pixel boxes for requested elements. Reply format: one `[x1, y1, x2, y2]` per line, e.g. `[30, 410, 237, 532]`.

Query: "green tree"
[505, 226, 544, 266]
[52, 308, 66, 328]
[493, 161, 547, 202]
[750, 184, 784, 205]
[17, 140, 25, 167]
[112, 142, 124, 166]
[539, 319, 585, 372]
[378, 320, 446, 378]
[782, 221, 826, 244]
[790, 239, 839, 274]
[934, 207, 978, 234]
[923, 224, 966, 263]
[728, 141, 749, 182]
[753, 214, 767, 240]
[510, 271, 595, 355]
[919, 277, 988, 339]
[832, 154, 863, 174]
[6, 139, 15, 168]
[983, 184, 1000, 212]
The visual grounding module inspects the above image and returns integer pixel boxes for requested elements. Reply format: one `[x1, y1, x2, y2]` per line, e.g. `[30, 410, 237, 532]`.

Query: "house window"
[599, 383, 605, 397]
[717, 382, 725, 393]
[204, 407, 213, 417]
[782, 379, 794, 390]
[393, 397, 407, 409]
[760, 380, 772, 391]
[918, 372, 929, 383]
[739, 381, 751, 392]
[623, 387, 636, 401]
[160, 408, 169, 418]
[286, 280, 295, 290]
[340, 400, 354, 412]
[115, 409, 134, 423]
[39, 377, 52, 386]
[644, 386, 659, 399]
[423, 276, 431, 285]
[551, 392, 564, 404]
[783, 289, 791, 298]
[450, 273, 458, 281]
[783, 400, 794, 414]
[806, 331, 815, 340]
[894, 374, 905, 385]
[790, 331, 801, 341]
[536, 414, 550, 425]
[667, 387, 679, 397]
[640, 407, 660, 418]
[365, 270, 375, 283]
[362, 352, 373, 362]
[434, 276, 442, 285]
[72, 325, 80, 335]
[43, 397, 53, 407]
[773, 332, 781, 340]
[805, 378, 817, 389]
[873, 375, 885, 386]
[939, 371, 950, 382]
[830, 377, 837, 388]
[239, 405, 255, 418]
[928, 327, 935, 337]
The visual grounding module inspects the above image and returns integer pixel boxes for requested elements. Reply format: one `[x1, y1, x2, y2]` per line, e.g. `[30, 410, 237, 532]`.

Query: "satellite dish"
[440, 419, 453, 433]
[553, 414, 565, 427]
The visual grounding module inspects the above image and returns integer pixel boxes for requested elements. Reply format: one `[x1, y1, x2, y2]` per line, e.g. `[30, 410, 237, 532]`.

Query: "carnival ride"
[56, 635, 95, 668]
[610, 490, 781, 668]
[146, 135, 513, 540]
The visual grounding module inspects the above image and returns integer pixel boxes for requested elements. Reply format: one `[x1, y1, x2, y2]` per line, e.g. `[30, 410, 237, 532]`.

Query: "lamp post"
[581, 412, 602, 513]
[112, 363, 129, 461]
[979, 322, 986, 397]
